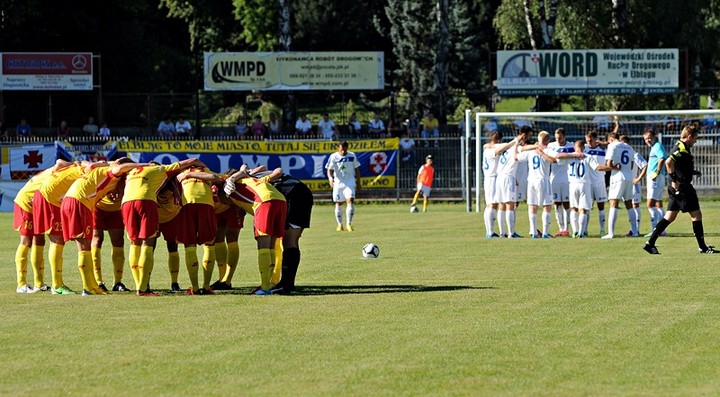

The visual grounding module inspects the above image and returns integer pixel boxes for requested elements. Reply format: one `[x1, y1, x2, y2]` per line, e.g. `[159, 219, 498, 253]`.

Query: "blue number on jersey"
[570, 161, 586, 178]
[500, 152, 508, 165]
[621, 150, 630, 165]
[532, 155, 541, 170]
[484, 158, 490, 170]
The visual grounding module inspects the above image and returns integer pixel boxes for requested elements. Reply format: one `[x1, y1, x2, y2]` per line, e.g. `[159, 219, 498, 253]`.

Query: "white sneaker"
[16, 284, 35, 294]
[601, 234, 614, 239]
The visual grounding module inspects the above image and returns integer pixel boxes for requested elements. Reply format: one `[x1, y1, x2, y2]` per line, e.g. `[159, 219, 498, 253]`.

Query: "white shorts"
[527, 178, 553, 206]
[333, 184, 356, 202]
[484, 176, 498, 205]
[608, 179, 633, 201]
[551, 179, 570, 202]
[516, 178, 527, 202]
[569, 183, 592, 210]
[416, 182, 431, 198]
[591, 182, 607, 203]
[646, 174, 665, 201]
[631, 183, 641, 204]
[496, 174, 517, 203]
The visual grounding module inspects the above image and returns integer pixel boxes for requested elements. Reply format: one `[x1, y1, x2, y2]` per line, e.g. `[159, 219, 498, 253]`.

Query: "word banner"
[205, 52, 384, 91]
[497, 48, 679, 95]
[1, 52, 93, 91]
[120, 139, 399, 191]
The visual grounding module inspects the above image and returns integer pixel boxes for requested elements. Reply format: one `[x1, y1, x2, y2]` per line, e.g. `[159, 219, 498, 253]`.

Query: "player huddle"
[13, 157, 313, 296]
[483, 119, 670, 240]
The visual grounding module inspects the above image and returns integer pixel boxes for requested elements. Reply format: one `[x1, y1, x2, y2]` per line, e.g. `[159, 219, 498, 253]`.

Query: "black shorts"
[284, 182, 313, 229]
[667, 184, 700, 213]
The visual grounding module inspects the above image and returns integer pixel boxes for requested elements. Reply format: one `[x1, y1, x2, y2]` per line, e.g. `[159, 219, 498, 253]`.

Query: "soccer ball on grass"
[410, 205, 419, 213]
[362, 243, 380, 259]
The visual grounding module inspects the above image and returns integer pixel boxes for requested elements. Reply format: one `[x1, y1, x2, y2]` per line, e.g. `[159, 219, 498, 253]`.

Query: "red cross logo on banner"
[24, 150, 43, 168]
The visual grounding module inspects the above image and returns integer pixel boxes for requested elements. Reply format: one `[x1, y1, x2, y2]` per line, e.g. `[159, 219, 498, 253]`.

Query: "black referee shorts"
[667, 184, 700, 213]
[285, 182, 314, 229]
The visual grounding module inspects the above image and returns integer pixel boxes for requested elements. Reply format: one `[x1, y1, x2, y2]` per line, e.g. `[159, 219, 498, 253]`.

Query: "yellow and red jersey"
[39, 163, 83, 206]
[14, 168, 53, 212]
[179, 166, 216, 206]
[213, 185, 232, 214]
[157, 187, 182, 224]
[96, 191, 122, 212]
[417, 164, 434, 187]
[228, 177, 285, 214]
[122, 163, 183, 204]
[65, 166, 121, 210]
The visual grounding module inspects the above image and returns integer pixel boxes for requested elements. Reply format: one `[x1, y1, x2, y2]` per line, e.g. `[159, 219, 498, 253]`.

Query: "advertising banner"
[1, 52, 93, 91]
[118, 138, 398, 191]
[497, 49, 679, 95]
[204, 52, 384, 91]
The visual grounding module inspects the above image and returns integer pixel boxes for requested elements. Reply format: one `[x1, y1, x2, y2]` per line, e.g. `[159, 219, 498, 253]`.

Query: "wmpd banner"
[1, 52, 93, 90]
[117, 138, 399, 191]
[205, 51, 384, 91]
[497, 48, 679, 95]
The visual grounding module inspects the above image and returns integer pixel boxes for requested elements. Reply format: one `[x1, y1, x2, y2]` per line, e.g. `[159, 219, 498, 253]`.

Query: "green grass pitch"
[3, 202, 720, 396]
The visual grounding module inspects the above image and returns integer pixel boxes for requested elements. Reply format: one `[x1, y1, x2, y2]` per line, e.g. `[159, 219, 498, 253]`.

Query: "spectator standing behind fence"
[388, 116, 406, 138]
[267, 112, 281, 136]
[98, 123, 111, 138]
[399, 132, 415, 163]
[250, 115, 267, 139]
[348, 113, 362, 136]
[295, 114, 312, 137]
[368, 113, 385, 138]
[82, 117, 99, 136]
[421, 112, 440, 147]
[236, 117, 248, 137]
[16, 119, 32, 137]
[158, 116, 175, 138]
[56, 120, 70, 139]
[317, 113, 338, 140]
[407, 114, 419, 137]
[175, 116, 192, 136]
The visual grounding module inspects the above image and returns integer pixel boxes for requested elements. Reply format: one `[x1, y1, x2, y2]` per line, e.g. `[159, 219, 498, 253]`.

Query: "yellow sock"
[271, 240, 281, 285]
[202, 245, 216, 289]
[15, 244, 30, 288]
[423, 198, 428, 212]
[168, 252, 180, 283]
[215, 242, 227, 282]
[223, 241, 239, 283]
[91, 246, 103, 284]
[129, 244, 141, 290]
[138, 245, 154, 292]
[31, 244, 45, 287]
[258, 248, 273, 291]
[411, 191, 421, 206]
[49, 243, 65, 290]
[112, 247, 125, 284]
[78, 251, 97, 291]
[185, 245, 199, 291]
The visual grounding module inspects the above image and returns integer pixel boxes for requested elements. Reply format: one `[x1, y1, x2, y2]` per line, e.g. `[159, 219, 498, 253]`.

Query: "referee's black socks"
[281, 248, 301, 290]
[648, 218, 671, 245]
[692, 220, 709, 251]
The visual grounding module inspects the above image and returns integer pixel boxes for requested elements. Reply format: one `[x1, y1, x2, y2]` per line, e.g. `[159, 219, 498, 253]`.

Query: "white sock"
[507, 210, 516, 236]
[564, 207, 570, 232]
[578, 212, 587, 236]
[648, 207, 658, 229]
[542, 210, 551, 236]
[555, 205, 564, 232]
[608, 207, 618, 236]
[628, 208, 638, 235]
[334, 205, 343, 225]
[484, 207, 493, 235]
[497, 210, 506, 236]
[490, 208, 497, 233]
[346, 204, 355, 226]
[529, 211, 537, 236]
[570, 210, 579, 235]
[582, 212, 589, 234]
[633, 207, 641, 234]
[599, 209, 606, 234]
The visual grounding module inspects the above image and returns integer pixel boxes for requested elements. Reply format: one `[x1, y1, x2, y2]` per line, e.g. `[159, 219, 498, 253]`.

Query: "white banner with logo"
[497, 49, 679, 95]
[10, 144, 57, 172]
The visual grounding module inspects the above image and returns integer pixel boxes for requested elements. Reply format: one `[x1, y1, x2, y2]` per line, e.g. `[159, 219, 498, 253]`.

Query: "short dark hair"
[339, 141, 349, 148]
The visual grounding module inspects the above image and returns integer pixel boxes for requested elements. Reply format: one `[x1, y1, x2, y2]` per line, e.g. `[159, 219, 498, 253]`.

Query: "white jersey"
[497, 144, 520, 177]
[482, 146, 501, 177]
[522, 148, 555, 180]
[558, 156, 601, 184]
[583, 145, 606, 185]
[606, 141, 639, 182]
[548, 141, 574, 183]
[630, 151, 648, 178]
[326, 151, 361, 187]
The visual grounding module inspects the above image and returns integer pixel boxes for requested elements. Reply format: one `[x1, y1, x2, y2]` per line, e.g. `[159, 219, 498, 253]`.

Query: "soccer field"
[3, 202, 720, 396]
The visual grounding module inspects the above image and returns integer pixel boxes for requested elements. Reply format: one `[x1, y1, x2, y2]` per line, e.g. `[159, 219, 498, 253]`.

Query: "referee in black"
[643, 125, 717, 254]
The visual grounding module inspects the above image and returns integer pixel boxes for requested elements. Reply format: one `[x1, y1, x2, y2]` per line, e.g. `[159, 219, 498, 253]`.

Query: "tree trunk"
[279, 0, 295, 130]
[435, 0, 449, 122]
[523, 0, 537, 50]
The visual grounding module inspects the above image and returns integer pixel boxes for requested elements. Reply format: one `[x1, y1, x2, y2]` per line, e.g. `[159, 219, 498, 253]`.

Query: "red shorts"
[177, 203, 217, 245]
[253, 200, 287, 239]
[13, 204, 34, 237]
[159, 215, 179, 243]
[94, 208, 124, 230]
[122, 200, 159, 240]
[61, 198, 94, 241]
[32, 191, 62, 236]
[217, 206, 245, 230]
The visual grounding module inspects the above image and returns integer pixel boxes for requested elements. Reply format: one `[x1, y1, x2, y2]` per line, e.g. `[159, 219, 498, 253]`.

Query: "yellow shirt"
[96, 193, 122, 212]
[65, 166, 121, 210]
[422, 116, 439, 131]
[122, 163, 183, 204]
[157, 189, 182, 224]
[39, 164, 83, 207]
[14, 169, 53, 212]
[228, 177, 285, 213]
[179, 166, 216, 206]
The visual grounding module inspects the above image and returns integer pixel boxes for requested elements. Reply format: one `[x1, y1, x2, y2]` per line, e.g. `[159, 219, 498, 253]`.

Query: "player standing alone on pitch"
[326, 141, 361, 232]
[410, 155, 435, 213]
[643, 125, 718, 254]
